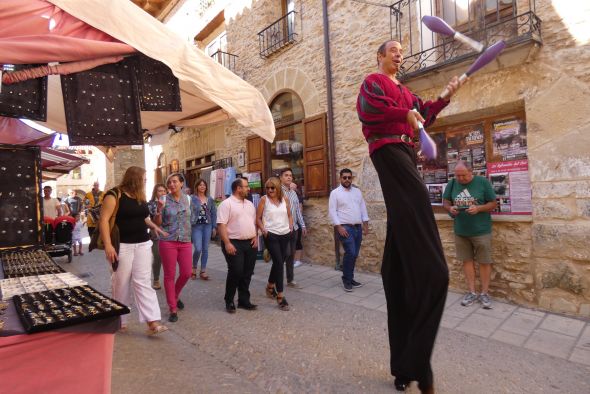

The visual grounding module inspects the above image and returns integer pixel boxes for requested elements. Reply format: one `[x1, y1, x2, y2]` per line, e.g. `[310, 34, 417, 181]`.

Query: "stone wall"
[161, 0, 590, 316]
[106, 147, 145, 189]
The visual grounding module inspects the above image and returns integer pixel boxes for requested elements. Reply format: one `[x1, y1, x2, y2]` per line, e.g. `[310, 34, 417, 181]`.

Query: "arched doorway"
[268, 91, 305, 188]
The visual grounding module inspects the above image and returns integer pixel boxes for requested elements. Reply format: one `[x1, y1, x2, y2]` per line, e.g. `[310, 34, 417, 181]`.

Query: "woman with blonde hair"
[99, 166, 168, 335]
[256, 176, 293, 310]
[153, 173, 193, 323]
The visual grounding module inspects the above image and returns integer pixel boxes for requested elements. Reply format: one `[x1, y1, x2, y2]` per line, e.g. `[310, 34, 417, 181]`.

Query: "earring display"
[13, 285, 130, 334]
[1, 249, 64, 278]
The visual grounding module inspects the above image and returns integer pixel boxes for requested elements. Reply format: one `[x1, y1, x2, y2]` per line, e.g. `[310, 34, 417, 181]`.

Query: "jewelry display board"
[61, 61, 143, 146]
[0, 64, 48, 121]
[13, 285, 130, 334]
[0, 145, 43, 249]
[1, 249, 64, 278]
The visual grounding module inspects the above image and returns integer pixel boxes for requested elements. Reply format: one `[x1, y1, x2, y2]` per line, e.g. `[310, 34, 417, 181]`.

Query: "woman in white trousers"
[100, 166, 168, 335]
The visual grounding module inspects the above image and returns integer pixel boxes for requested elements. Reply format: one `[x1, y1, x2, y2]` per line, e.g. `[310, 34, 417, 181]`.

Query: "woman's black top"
[115, 193, 150, 244]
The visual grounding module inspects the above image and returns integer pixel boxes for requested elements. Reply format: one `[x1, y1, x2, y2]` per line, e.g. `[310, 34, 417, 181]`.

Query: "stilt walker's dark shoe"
[394, 377, 410, 391]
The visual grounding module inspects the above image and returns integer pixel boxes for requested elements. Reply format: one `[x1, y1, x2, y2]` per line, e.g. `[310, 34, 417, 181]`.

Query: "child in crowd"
[72, 213, 85, 256]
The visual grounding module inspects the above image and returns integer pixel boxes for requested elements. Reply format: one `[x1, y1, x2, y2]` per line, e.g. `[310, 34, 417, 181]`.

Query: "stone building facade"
[159, 0, 590, 317]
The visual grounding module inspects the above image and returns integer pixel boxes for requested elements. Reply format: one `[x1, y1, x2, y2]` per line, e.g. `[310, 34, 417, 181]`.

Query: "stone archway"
[260, 68, 321, 116]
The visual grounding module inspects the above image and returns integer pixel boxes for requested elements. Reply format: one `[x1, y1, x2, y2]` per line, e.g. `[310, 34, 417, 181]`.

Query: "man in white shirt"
[328, 169, 369, 292]
[42, 185, 62, 220]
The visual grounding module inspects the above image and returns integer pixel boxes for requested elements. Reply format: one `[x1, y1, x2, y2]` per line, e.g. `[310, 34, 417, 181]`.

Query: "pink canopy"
[0, 0, 275, 143]
[0, 0, 135, 64]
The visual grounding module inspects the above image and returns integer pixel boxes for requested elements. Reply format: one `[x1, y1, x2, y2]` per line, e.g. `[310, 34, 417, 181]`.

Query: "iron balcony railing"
[210, 50, 238, 72]
[390, 0, 541, 80]
[258, 11, 298, 58]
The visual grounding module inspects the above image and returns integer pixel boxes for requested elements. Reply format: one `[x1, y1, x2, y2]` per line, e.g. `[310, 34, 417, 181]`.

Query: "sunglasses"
[341, 176, 352, 180]
[265, 186, 276, 190]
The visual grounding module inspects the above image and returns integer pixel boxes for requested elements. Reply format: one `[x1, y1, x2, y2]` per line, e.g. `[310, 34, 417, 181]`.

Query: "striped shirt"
[282, 185, 305, 231]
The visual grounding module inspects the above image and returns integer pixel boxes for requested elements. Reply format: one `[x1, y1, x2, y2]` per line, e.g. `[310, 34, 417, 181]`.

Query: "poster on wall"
[487, 159, 532, 215]
[417, 132, 448, 184]
[427, 183, 446, 205]
[446, 125, 486, 179]
[492, 118, 527, 161]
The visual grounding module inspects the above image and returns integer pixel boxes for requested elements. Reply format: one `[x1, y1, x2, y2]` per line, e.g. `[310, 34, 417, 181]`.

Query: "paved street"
[60, 241, 590, 394]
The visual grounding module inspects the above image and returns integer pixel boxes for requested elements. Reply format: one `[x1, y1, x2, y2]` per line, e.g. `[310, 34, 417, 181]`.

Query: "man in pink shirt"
[217, 178, 258, 313]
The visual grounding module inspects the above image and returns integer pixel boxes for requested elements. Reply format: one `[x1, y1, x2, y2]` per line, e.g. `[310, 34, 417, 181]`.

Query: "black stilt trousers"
[370, 143, 449, 388]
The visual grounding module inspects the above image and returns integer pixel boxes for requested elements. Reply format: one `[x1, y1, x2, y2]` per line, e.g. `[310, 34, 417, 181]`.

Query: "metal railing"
[210, 50, 238, 72]
[390, 0, 541, 80]
[258, 11, 298, 57]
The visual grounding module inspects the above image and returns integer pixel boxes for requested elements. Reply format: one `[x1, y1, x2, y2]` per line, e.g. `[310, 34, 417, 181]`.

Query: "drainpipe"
[321, 0, 340, 268]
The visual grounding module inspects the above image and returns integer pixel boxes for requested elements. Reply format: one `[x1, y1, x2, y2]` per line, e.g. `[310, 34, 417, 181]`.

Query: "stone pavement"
[59, 241, 590, 393]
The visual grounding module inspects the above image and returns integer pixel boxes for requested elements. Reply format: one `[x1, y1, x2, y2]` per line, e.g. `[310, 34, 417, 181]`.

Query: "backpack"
[88, 188, 121, 252]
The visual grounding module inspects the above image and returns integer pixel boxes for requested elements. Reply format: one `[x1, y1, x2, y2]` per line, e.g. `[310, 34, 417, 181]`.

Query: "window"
[419, 110, 531, 215]
[269, 92, 305, 187]
[206, 32, 227, 57]
[439, 0, 515, 31]
[71, 167, 81, 180]
[246, 93, 329, 197]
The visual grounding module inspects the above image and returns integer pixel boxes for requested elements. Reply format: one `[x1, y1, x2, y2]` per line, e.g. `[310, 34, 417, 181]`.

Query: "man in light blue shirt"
[280, 168, 306, 288]
[329, 168, 369, 292]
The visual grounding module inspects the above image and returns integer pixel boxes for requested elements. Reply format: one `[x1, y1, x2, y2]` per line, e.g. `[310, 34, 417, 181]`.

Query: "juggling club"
[439, 40, 507, 99]
[422, 15, 484, 53]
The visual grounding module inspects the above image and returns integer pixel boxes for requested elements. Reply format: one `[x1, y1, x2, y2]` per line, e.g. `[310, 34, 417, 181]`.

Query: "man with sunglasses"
[328, 169, 369, 292]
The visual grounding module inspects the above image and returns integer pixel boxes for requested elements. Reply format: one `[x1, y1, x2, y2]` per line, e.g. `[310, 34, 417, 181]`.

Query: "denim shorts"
[455, 233, 493, 263]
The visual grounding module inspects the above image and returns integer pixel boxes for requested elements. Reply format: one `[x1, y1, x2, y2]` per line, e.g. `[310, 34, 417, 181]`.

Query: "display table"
[1, 271, 120, 394]
[0, 330, 115, 394]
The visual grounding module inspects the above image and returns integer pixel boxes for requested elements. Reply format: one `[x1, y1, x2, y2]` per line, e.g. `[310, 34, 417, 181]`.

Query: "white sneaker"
[294, 260, 302, 268]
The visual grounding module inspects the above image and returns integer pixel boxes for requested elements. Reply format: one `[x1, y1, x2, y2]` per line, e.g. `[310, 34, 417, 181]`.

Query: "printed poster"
[417, 132, 448, 184]
[487, 159, 532, 215]
[427, 183, 445, 206]
[492, 118, 527, 161]
[446, 125, 486, 178]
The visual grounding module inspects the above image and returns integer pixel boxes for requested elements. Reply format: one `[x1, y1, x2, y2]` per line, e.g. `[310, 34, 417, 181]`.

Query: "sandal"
[191, 269, 197, 280]
[277, 296, 290, 311]
[152, 280, 161, 290]
[146, 324, 169, 336]
[199, 271, 210, 280]
[266, 284, 278, 299]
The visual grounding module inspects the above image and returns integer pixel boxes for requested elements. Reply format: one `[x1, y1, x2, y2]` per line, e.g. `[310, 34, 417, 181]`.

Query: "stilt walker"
[356, 40, 461, 393]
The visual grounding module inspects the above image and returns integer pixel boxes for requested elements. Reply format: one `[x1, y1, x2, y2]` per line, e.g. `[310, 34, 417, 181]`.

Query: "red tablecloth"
[0, 331, 114, 394]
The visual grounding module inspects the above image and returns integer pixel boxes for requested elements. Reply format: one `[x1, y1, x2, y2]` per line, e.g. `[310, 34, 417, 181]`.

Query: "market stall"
[0, 145, 127, 394]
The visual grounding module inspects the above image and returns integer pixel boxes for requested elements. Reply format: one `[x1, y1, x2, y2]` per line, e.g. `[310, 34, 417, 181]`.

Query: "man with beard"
[328, 169, 369, 292]
[356, 40, 462, 393]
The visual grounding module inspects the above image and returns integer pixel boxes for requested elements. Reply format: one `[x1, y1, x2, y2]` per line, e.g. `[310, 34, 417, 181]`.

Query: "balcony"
[210, 50, 238, 73]
[258, 11, 298, 58]
[391, 0, 541, 87]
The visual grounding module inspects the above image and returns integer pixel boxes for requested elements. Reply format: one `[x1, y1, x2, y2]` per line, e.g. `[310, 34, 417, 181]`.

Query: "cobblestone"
[58, 240, 590, 393]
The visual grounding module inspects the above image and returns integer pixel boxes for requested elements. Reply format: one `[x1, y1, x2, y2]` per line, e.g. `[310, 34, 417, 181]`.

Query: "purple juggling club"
[422, 15, 484, 53]
[412, 108, 438, 160]
[439, 40, 506, 99]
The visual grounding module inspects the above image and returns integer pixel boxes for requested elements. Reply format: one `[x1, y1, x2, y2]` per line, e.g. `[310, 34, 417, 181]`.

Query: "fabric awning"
[40, 146, 89, 179]
[0, 118, 56, 146]
[0, 0, 275, 142]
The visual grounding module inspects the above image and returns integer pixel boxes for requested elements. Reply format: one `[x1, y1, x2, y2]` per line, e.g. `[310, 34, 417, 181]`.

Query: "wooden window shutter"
[247, 135, 266, 176]
[303, 113, 329, 197]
